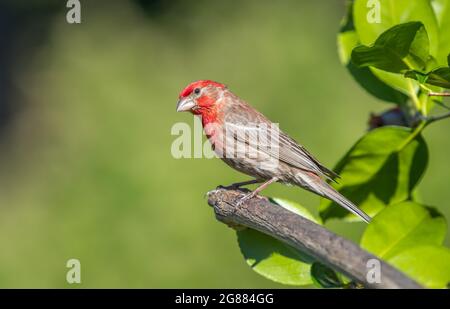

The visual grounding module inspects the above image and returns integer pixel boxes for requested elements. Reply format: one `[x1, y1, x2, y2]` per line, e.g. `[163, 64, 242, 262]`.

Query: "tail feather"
[295, 173, 371, 223]
[322, 185, 372, 223]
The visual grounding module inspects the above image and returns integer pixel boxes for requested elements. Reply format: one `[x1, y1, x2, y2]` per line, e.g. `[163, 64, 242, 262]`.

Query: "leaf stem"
[407, 79, 421, 111]
[419, 84, 434, 93]
[397, 121, 426, 151]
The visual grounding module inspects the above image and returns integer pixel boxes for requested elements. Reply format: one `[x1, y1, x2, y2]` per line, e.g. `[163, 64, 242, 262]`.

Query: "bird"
[176, 80, 371, 223]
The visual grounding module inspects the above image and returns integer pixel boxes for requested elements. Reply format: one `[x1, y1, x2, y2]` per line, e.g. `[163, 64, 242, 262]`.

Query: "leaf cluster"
[234, 0, 450, 288]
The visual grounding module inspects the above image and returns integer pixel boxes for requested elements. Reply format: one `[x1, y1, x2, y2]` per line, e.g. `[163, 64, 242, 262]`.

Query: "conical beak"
[176, 98, 196, 112]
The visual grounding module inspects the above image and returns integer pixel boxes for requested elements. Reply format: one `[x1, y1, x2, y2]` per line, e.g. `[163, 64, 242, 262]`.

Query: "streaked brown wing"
[223, 95, 338, 180]
[278, 131, 339, 180]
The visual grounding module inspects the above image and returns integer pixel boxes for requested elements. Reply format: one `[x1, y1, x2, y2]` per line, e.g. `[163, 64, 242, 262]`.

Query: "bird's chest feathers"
[200, 112, 218, 129]
[201, 119, 222, 149]
[196, 108, 223, 144]
[195, 96, 228, 152]
[199, 117, 227, 154]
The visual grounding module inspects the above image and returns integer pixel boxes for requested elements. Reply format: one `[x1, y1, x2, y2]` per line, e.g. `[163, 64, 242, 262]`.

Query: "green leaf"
[354, 0, 439, 60]
[353, 0, 440, 94]
[405, 67, 450, 88]
[346, 63, 410, 105]
[337, 1, 359, 65]
[310, 262, 344, 288]
[404, 70, 429, 84]
[271, 198, 321, 224]
[432, 0, 450, 65]
[351, 22, 429, 73]
[360, 201, 447, 260]
[319, 126, 428, 222]
[426, 67, 450, 88]
[237, 229, 313, 286]
[389, 245, 450, 288]
[337, 0, 408, 104]
[237, 198, 320, 286]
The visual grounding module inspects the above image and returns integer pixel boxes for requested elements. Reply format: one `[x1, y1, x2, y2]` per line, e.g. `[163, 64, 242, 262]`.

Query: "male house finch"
[176, 80, 371, 223]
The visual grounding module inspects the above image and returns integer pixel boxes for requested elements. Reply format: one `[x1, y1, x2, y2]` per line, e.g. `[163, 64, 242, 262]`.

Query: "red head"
[176, 80, 227, 116]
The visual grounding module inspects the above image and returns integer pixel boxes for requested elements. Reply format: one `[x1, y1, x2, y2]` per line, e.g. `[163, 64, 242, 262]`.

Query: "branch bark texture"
[207, 188, 423, 289]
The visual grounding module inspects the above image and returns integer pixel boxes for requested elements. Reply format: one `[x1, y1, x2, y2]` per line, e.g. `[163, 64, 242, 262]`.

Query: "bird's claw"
[235, 192, 255, 207]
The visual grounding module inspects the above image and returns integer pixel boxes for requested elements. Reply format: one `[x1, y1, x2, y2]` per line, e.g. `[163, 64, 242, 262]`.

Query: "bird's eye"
[194, 88, 201, 95]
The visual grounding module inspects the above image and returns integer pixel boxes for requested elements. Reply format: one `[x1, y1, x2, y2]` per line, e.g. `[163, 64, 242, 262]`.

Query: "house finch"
[176, 80, 371, 223]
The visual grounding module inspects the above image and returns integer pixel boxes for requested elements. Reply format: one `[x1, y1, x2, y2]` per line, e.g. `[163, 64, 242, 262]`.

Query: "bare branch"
[207, 188, 423, 289]
[428, 92, 450, 97]
[426, 111, 450, 124]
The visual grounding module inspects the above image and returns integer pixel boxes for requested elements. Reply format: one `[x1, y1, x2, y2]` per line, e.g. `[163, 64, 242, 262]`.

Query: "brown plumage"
[177, 80, 371, 223]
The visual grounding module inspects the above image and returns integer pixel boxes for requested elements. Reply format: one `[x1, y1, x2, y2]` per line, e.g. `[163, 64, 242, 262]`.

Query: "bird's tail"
[320, 183, 371, 223]
[295, 173, 371, 223]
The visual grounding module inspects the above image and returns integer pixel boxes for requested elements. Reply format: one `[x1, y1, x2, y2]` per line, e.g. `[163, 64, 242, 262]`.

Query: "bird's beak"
[176, 98, 196, 112]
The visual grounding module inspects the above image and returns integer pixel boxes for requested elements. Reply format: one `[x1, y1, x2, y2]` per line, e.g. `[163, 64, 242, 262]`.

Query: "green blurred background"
[0, 0, 448, 287]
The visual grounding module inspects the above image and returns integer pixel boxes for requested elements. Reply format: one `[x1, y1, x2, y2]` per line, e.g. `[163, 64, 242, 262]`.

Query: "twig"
[207, 188, 423, 289]
[428, 92, 450, 97]
[425, 111, 450, 124]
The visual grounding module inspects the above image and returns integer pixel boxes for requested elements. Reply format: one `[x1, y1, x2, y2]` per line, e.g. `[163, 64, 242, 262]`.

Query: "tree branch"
[428, 92, 450, 97]
[425, 111, 450, 124]
[207, 188, 423, 289]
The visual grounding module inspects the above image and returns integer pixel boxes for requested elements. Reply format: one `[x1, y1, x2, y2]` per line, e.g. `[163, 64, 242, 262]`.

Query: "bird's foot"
[236, 191, 257, 207]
